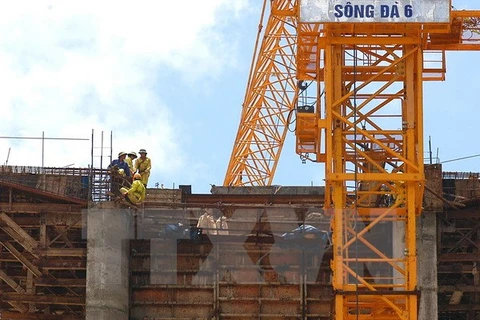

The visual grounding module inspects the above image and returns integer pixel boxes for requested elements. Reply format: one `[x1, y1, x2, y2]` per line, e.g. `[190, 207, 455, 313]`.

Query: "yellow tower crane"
[224, 0, 480, 319]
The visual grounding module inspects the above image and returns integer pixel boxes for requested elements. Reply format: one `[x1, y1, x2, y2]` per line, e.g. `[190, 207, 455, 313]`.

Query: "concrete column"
[417, 212, 438, 320]
[86, 203, 134, 320]
[416, 164, 442, 320]
[392, 221, 405, 288]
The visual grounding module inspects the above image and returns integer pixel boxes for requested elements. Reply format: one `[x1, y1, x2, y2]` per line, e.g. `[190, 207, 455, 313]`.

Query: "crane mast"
[322, 27, 424, 320]
[225, 0, 480, 319]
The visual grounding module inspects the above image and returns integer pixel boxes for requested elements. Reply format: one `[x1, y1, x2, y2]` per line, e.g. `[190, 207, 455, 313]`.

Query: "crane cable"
[441, 153, 480, 164]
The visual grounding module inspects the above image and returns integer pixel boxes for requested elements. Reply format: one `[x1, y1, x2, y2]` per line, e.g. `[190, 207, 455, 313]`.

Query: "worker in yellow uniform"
[125, 151, 137, 181]
[134, 149, 151, 187]
[394, 171, 405, 207]
[120, 173, 146, 205]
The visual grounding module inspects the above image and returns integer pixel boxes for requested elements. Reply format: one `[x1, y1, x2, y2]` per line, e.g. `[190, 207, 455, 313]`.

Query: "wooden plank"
[33, 248, 86, 257]
[37, 259, 86, 270]
[0, 203, 84, 214]
[5, 301, 29, 314]
[27, 270, 35, 312]
[1, 293, 85, 305]
[438, 264, 476, 274]
[0, 212, 39, 254]
[0, 242, 42, 277]
[39, 215, 47, 248]
[440, 304, 480, 312]
[1, 226, 39, 258]
[0, 311, 86, 319]
[0, 255, 85, 270]
[438, 253, 480, 262]
[47, 217, 83, 247]
[0, 269, 26, 293]
[0, 215, 83, 228]
[0, 269, 29, 312]
[34, 278, 86, 287]
[439, 285, 480, 293]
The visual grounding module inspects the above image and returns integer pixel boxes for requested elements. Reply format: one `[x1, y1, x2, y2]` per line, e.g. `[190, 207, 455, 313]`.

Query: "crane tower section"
[225, 0, 480, 319]
[300, 3, 432, 320]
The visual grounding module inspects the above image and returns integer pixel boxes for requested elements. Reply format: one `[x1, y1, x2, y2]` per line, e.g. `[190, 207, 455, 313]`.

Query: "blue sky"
[1, 0, 478, 193]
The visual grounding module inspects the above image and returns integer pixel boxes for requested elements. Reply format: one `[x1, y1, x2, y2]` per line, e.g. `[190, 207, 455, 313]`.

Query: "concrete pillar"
[417, 212, 438, 320]
[416, 164, 442, 320]
[393, 165, 440, 319]
[86, 203, 134, 320]
[392, 221, 405, 288]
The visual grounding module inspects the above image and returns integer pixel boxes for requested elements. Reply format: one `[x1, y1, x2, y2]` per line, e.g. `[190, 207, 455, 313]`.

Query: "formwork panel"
[259, 299, 301, 314]
[130, 205, 333, 320]
[132, 287, 214, 304]
[219, 300, 261, 314]
[219, 284, 260, 298]
[259, 284, 300, 299]
[130, 304, 214, 319]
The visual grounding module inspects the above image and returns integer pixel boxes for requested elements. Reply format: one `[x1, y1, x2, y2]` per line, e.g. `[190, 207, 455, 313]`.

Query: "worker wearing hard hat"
[108, 151, 131, 177]
[134, 149, 151, 187]
[125, 151, 137, 179]
[120, 173, 146, 205]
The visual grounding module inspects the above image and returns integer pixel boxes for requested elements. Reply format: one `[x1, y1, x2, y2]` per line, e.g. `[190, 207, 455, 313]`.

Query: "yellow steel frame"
[223, 0, 298, 186]
[324, 32, 424, 319]
[224, 0, 480, 319]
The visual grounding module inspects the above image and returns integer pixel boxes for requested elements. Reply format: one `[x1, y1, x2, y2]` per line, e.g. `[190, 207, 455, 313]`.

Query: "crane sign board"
[300, 0, 451, 23]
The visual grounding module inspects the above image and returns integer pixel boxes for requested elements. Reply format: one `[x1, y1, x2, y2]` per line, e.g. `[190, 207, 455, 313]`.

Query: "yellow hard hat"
[133, 173, 142, 180]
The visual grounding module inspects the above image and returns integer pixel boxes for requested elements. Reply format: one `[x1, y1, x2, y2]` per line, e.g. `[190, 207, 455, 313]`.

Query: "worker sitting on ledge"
[120, 173, 146, 205]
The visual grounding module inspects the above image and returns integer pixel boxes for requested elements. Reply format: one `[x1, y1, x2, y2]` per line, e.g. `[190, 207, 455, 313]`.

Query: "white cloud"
[0, 0, 249, 179]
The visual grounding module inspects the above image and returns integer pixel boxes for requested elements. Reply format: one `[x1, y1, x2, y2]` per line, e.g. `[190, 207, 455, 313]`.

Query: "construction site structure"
[0, 164, 479, 319]
[224, 1, 480, 319]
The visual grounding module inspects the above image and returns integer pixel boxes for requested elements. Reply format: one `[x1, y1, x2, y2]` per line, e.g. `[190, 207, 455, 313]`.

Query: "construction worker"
[107, 152, 131, 196]
[197, 208, 217, 235]
[393, 171, 405, 207]
[126, 151, 137, 179]
[120, 173, 146, 205]
[134, 149, 151, 187]
[108, 151, 131, 177]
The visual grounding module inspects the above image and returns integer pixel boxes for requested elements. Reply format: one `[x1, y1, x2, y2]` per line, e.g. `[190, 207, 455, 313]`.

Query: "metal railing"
[0, 165, 112, 203]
